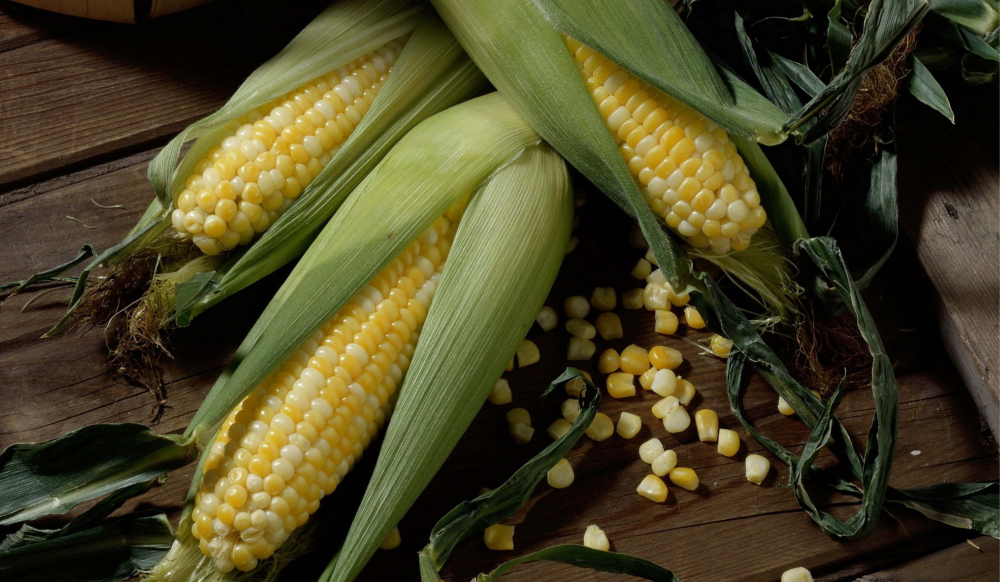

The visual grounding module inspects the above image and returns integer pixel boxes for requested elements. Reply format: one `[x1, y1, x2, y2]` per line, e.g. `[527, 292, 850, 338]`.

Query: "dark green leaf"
[961, 52, 1000, 82]
[853, 132, 899, 289]
[421, 369, 599, 573]
[0, 513, 173, 582]
[828, 0, 854, 73]
[933, 0, 1000, 36]
[905, 56, 955, 121]
[0, 424, 195, 525]
[734, 12, 804, 114]
[0, 245, 94, 296]
[172, 271, 219, 327]
[960, 25, 1000, 58]
[473, 545, 681, 582]
[769, 51, 827, 97]
[890, 483, 999, 537]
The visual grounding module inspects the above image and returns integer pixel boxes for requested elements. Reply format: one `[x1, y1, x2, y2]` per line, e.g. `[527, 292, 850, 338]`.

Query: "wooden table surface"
[1, 2, 997, 581]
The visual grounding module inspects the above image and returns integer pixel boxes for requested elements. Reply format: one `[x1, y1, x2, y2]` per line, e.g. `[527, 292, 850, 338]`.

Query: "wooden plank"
[1, 164, 996, 581]
[0, 0, 329, 190]
[897, 84, 1000, 440]
[857, 536, 997, 581]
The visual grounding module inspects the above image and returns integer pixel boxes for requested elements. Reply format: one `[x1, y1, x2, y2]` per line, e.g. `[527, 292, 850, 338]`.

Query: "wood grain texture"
[0, 4, 997, 581]
[897, 84, 1000, 441]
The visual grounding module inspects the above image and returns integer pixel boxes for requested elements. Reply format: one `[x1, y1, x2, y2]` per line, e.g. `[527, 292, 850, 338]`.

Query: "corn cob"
[171, 38, 409, 255]
[188, 200, 464, 572]
[565, 37, 766, 254]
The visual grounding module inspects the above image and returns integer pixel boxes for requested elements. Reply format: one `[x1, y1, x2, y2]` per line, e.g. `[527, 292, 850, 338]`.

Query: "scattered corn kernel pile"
[171, 38, 407, 255]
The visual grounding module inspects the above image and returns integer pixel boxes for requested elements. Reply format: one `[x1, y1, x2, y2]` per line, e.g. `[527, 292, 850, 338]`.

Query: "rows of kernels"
[566, 37, 766, 254]
[191, 212, 457, 572]
[172, 38, 407, 255]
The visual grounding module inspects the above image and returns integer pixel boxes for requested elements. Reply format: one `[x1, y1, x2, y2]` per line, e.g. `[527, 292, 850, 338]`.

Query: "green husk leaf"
[0, 513, 173, 582]
[785, 0, 931, 143]
[905, 56, 956, 121]
[889, 483, 1000, 537]
[324, 137, 573, 582]
[735, 12, 804, 115]
[173, 271, 220, 327]
[0, 245, 93, 296]
[933, 0, 1000, 36]
[173, 14, 489, 324]
[420, 369, 598, 572]
[828, 0, 854, 73]
[769, 51, 826, 98]
[853, 132, 898, 289]
[959, 25, 1000, 58]
[469, 545, 681, 582]
[0, 424, 196, 526]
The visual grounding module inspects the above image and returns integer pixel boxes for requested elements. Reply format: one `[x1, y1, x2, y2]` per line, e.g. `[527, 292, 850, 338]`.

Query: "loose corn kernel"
[547, 458, 575, 489]
[781, 567, 814, 582]
[645, 248, 658, 266]
[639, 368, 657, 391]
[595, 312, 623, 340]
[622, 288, 645, 309]
[717, 428, 740, 457]
[694, 409, 719, 442]
[536, 306, 558, 332]
[637, 474, 668, 503]
[616, 412, 642, 438]
[654, 310, 679, 334]
[661, 397, 690, 433]
[506, 358, 514, 372]
[745, 454, 771, 484]
[566, 318, 597, 340]
[651, 449, 677, 477]
[562, 399, 582, 422]
[567, 337, 597, 360]
[506, 408, 531, 427]
[778, 390, 822, 416]
[628, 224, 648, 250]
[631, 258, 652, 280]
[590, 287, 617, 311]
[651, 397, 673, 419]
[598, 349, 620, 374]
[643, 284, 672, 310]
[565, 235, 580, 254]
[619, 345, 650, 375]
[488, 379, 512, 406]
[510, 423, 534, 444]
[670, 288, 691, 307]
[517, 340, 540, 367]
[379, 526, 401, 550]
[583, 524, 610, 551]
[639, 438, 664, 463]
[650, 369, 676, 397]
[484, 524, 515, 550]
[668, 467, 699, 491]
[684, 306, 706, 329]
[675, 378, 696, 405]
[649, 345, 682, 370]
[710, 334, 733, 357]
[565, 371, 592, 397]
[548, 418, 572, 440]
[606, 372, 636, 398]
[564, 296, 591, 318]
[586, 413, 615, 441]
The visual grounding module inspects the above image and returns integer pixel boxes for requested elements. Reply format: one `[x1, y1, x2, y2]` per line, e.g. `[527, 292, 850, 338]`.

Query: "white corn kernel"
[536, 306, 558, 332]
[583, 524, 610, 551]
[631, 259, 652, 280]
[589, 287, 616, 311]
[661, 398, 691, 433]
[566, 318, 596, 340]
[639, 438, 664, 463]
[717, 428, 740, 457]
[547, 418, 572, 440]
[547, 458, 575, 489]
[650, 369, 676, 397]
[567, 337, 597, 361]
[510, 423, 534, 444]
[517, 340, 540, 367]
[651, 449, 677, 477]
[622, 288, 645, 309]
[488, 379, 512, 405]
[745, 454, 771, 484]
[616, 412, 642, 439]
[781, 567, 814, 582]
[505, 408, 531, 427]
[586, 413, 614, 441]
[564, 296, 591, 318]
[561, 399, 582, 422]
[675, 378, 696, 405]
[637, 474, 668, 503]
[694, 409, 719, 442]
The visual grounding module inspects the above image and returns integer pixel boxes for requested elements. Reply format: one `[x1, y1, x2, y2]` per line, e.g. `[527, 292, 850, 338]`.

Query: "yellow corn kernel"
[622, 288, 645, 310]
[583, 524, 610, 551]
[619, 344, 650, 375]
[586, 412, 614, 441]
[654, 310, 679, 335]
[547, 458, 575, 489]
[488, 379, 512, 406]
[616, 411, 642, 439]
[777, 396, 795, 416]
[694, 409, 719, 442]
[710, 334, 733, 357]
[639, 367, 657, 391]
[505, 408, 531, 427]
[509, 423, 534, 445]
[536, 306, 558, 332]
[379, 526, 401, 550]
[781, 567, 814, 582]
[516, 339, 540, 367]
[717, 428, 740, 457]
[589, 287, 617, 311]
[745, 454, 771, 485]
[561, 399, 582, 422]
[506, 357, 514, 372]
[595, 312, 623, 340]
[567, 337, 597, 361]
[637, 474, 668, 503]
[639, 438, 664, 463]
[674, 378, 696, 405]
[566, 318, 597, 340]
[547, 418, 573, 440]
[648, 345, 682, 370]
[643, 283, 672, 310]
[668, 467, 699, 491]
[606, 372, 636, 398]
[631, 258, 652, 280]
[484, 524, 515, 551]
[598, 349, 620, 374]
[565, 371, 592, 397]
[564, 295, 591, 318]
[684, 306, 706, 329]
